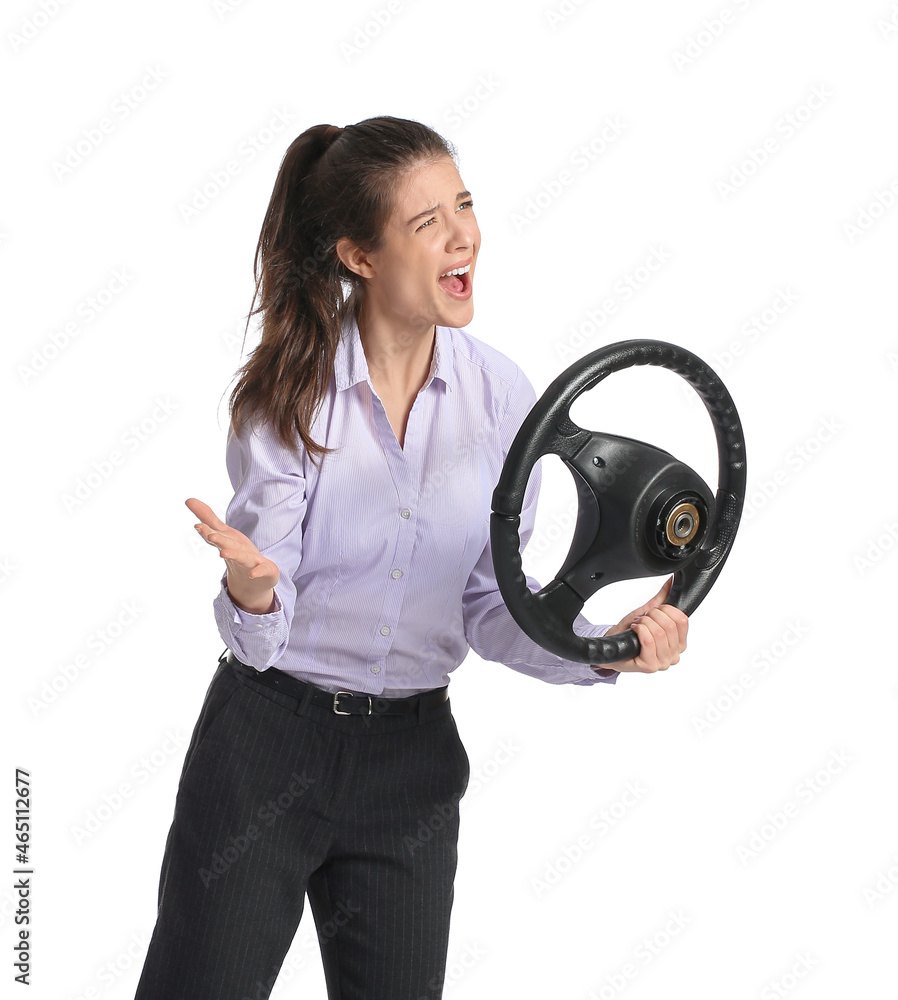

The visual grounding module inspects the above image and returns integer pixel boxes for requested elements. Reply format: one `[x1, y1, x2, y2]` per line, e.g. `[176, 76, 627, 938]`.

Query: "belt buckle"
[333, 691, 372, 715]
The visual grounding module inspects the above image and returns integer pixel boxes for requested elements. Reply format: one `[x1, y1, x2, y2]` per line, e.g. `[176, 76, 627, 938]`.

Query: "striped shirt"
[213, 312, 618, 696]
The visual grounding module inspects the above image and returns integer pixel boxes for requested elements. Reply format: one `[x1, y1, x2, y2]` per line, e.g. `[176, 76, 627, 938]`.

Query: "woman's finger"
[196, 525, 231, 549]
[661, 604, 689, 653]
[636, 614, 671, 670]
[186, 497, 229, 532]
[647, 606, 678, 648]
[631, 618, 656, 670]
[646, 575, 673, 610]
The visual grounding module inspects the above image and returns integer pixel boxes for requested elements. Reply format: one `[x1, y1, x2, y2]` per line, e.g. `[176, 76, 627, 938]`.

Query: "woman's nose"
[448, 213, 478, 249]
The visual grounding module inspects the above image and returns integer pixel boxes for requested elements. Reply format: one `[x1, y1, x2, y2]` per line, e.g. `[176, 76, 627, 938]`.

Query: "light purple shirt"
[213, 313, 619, 696]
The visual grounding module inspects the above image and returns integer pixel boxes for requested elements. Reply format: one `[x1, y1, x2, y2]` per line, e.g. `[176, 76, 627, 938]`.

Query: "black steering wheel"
[490, 340, 747, 665]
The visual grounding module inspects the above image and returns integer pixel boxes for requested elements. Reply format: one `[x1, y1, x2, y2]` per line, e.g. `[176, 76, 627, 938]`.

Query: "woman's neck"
[357, 310, 436, 397]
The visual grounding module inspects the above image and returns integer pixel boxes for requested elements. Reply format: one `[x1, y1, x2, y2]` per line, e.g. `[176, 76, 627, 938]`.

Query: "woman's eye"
[417, 201, 475, 232]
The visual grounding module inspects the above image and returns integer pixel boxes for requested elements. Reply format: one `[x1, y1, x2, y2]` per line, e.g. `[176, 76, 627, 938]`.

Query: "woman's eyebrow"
[406, 190, 472, 226]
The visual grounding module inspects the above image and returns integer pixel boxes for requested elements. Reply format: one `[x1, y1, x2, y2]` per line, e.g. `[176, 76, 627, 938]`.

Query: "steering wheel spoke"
[532, 577, 584, 631]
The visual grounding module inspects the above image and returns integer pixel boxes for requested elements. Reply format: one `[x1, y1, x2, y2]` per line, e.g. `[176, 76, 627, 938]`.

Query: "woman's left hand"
[591, 576, 689, 674]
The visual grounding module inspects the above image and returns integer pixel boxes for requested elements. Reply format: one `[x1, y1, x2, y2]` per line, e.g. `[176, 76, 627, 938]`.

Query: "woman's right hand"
[186, 497, 281, 613]
[591, 576, 688, 674]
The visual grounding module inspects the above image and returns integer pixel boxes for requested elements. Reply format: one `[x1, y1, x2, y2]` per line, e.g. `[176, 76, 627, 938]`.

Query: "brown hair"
[227, 115, 457, 468]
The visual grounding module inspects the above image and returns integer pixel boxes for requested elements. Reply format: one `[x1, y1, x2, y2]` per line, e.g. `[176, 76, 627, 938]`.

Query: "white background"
[4, 0, 897, 997]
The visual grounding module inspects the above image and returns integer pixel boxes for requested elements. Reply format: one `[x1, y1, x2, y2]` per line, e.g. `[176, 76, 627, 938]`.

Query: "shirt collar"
[335, 312, 454, 394]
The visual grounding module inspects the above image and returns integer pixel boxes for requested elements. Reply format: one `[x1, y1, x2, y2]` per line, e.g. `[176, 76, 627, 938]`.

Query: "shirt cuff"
[565, 623, 621, 684]
[226, 588, 283, 624]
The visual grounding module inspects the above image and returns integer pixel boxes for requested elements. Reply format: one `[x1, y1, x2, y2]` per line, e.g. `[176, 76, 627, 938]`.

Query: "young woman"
[134, 116, 688, 1000]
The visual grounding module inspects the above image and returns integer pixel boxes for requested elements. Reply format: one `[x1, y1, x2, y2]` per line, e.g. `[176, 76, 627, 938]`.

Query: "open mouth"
[437, 264, 472, 299]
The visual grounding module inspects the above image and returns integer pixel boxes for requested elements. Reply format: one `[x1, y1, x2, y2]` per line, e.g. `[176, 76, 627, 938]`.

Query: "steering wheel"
[490, 340, 746, 665]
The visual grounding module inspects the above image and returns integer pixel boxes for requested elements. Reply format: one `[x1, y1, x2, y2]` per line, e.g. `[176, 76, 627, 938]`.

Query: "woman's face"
[346, 156, 480, 338]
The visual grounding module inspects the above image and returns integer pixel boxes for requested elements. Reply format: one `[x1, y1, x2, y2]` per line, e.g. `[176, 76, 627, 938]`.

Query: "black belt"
[223, 650, 449, 716]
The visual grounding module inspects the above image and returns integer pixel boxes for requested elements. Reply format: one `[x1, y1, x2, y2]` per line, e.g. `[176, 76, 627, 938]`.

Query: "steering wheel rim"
[490, 339, 747, 664]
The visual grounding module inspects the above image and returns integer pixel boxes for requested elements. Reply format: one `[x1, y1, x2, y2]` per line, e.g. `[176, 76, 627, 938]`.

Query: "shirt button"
[391, 569, 403, 579]
[400, 508, 411, 519]
[371, 664, 381, 674]
[380, 625, 391, 636]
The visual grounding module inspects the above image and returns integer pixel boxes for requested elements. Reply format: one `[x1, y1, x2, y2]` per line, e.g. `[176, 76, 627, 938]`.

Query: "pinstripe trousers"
[134, 653, 471, 1000]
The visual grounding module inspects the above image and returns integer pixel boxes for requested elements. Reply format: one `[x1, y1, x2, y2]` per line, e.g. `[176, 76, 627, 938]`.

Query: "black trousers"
[134, 654, 471, 1000]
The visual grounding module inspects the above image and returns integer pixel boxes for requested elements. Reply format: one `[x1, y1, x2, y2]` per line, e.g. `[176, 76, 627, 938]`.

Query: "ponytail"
[227, 116, 455, 468]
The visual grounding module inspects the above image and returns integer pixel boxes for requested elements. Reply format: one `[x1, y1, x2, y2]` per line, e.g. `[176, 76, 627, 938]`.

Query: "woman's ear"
[336, 236, 374, 279]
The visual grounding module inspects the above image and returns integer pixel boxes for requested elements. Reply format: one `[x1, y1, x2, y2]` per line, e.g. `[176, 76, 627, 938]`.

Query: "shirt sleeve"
[212, 417, 307, 670]
[461, 366, 620, 686]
